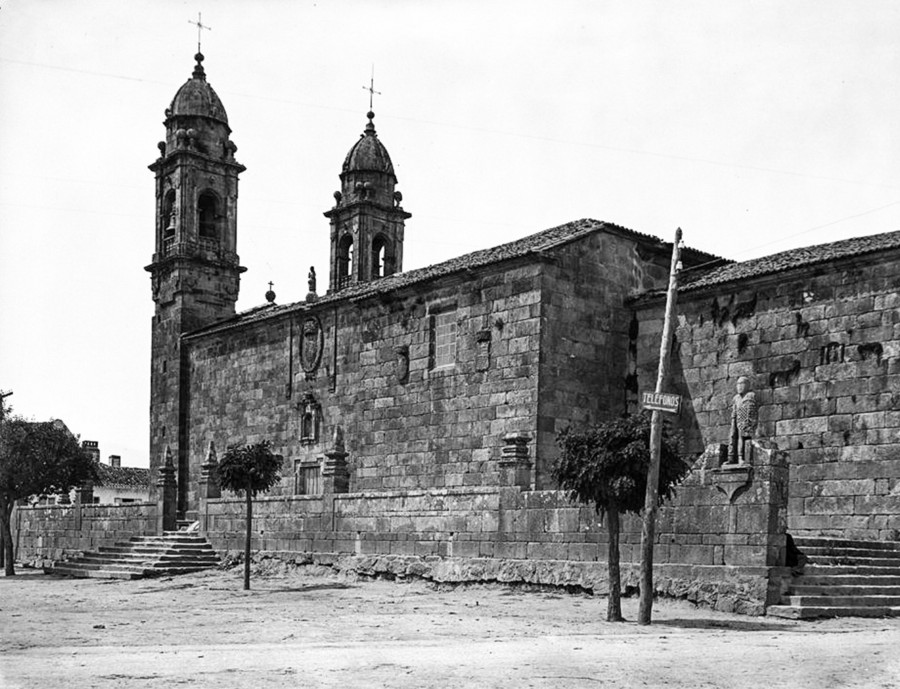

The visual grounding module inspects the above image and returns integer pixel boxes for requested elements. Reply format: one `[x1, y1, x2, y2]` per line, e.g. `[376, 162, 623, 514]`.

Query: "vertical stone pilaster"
[322, 426, 350, 494]
[198, 441, 220, 536]
[157, 445, 178, 534]
[499, 433, 532, 489]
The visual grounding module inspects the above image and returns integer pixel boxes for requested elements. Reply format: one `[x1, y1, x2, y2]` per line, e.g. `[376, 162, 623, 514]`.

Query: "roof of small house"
[677, 229, 900, 293]
[188, 218, 720, 338]
[95, 464, 151, 490]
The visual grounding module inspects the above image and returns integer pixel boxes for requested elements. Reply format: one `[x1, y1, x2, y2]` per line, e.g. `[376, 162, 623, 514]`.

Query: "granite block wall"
[185, 261, 548, 506]
[196, 442, 785, 615]
[633, 251, 900, 539]
[14, 502, 157, 566]
[536, 231, 673, 487]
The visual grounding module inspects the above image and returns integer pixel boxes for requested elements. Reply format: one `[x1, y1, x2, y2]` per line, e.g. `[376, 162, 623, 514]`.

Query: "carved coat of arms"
[300, 316, 323, 375]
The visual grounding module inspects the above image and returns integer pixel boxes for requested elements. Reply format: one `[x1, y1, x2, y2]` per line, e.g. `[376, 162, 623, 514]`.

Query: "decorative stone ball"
[333, 190, 342, 203]
[265, 289, 276, 304]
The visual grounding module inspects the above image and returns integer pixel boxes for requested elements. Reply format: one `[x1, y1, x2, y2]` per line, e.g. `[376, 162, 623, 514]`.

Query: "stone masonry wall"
[185, 260, 547, 506]
[634, 250, 900, 539]
[15, 502, 157, 566]
[196, 465, 783, 615]
[536, 231, 672, 487]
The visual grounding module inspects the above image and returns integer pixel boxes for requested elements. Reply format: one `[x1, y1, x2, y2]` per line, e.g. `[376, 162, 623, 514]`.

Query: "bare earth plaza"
[3, 5, 900, 689]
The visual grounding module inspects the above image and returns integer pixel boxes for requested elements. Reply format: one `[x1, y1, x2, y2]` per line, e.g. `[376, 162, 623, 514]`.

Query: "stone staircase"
[768, 537, 900, 619]
[44, 533, 220, 580]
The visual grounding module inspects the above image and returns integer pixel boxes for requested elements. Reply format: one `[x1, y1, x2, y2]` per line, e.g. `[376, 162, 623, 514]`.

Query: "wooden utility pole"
[638, 228, 682, 625]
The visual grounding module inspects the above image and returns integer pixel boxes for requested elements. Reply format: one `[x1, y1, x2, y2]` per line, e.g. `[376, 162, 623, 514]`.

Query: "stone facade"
[16, 52, 900, 618]
[633, 242, 900, 540]
[179, 223, 701, 508]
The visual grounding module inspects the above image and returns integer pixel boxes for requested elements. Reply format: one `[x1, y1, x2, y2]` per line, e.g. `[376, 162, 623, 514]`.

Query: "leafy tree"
[218, 441, 282, 590]
[0, 416, 98, 575]
[553, 413, 687, 622]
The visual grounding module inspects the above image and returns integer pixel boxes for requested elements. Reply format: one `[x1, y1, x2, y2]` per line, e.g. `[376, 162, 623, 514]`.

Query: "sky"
[1, 1, 899, 468]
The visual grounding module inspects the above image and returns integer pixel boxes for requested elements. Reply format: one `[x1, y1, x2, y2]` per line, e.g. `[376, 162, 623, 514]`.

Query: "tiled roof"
[188, 218, 719, 338]
[96, 464, 150, 490]
[678, 229, 900, 292]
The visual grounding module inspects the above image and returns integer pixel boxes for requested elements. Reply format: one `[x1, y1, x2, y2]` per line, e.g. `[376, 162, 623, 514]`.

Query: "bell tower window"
[372, 235, 391, 279]
[163, 190, 176, 238]
[337, 234, 353, 288]
[198, 192, 219, 241]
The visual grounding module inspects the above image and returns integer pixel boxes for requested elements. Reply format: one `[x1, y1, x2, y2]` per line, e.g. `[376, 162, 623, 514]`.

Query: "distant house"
[93, 455, 151, 505]
[33, 442, 150, 505]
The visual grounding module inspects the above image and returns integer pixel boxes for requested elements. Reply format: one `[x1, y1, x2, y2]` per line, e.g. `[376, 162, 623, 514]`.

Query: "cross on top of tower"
[188, 12, 212, 53]
[362, 66, 381, 111]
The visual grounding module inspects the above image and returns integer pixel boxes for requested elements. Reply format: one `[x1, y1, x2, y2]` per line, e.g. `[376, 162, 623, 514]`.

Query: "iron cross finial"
[362, 65, 381, 110]
[188, 12, 212, 53]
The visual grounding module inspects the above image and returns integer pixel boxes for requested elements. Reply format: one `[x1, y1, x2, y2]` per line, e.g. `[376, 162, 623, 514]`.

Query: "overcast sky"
[1, 1, 898, 468]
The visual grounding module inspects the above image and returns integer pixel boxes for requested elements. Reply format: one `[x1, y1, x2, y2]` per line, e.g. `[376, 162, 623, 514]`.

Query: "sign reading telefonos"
[641, 391, 681, 414]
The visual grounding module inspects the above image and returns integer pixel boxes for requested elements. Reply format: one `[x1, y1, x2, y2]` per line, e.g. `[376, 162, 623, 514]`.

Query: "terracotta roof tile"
[96, 464, 150, 489]
[678, 229, 900, 292]
[188, 218, 718, 338]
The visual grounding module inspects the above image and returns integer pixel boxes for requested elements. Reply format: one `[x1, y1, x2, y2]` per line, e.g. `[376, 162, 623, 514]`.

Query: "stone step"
[47, 561, 148, 574]
[802, 546, 900, 560]
[794, 538, 900, 552]
[792, 584, 900, 596]
[47, 566, 141, 580]
[46, 534, 220, 580]
[808, 555, 900, 568]
[801, 565, 900, 576]
[99, 544, 215, 555]
[767, 605, 900, 620]
[785, 595, 900, 607]
[796, 574, 900, 586]
[75, 552, 219, 565]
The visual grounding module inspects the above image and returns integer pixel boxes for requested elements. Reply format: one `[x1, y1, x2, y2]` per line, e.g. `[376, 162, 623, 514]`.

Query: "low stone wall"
[15, 502, 157, 566]
[200, 444, 786, 615]
[15, 443, 786, 616]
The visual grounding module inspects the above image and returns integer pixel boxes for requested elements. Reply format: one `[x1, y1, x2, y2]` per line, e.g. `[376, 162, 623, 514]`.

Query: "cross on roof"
[188, 12, 212, 53]
[268, 281, 274, 291]
[362, 66, 381, 110]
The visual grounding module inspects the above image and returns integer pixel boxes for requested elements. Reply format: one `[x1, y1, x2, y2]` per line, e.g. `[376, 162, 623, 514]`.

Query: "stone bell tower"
[145, 52, 245, 514]
[324, 110, 411, 291]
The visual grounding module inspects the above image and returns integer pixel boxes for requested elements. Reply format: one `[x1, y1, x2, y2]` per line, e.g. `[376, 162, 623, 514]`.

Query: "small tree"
[553, 413, 687, 622]
[0, 416, 98, 575]
[218, 441, 282, 590]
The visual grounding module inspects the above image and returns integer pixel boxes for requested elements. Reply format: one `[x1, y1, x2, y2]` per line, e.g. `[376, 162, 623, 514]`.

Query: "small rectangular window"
[295, 462, 321, 495]
[430, 310, 458, 369]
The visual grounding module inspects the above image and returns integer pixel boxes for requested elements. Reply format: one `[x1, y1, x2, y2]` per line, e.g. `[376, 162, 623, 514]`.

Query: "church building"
[17, 51, 900, 617]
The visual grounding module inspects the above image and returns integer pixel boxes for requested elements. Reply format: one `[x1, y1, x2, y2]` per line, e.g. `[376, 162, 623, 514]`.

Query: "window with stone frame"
[337, 234, 353, 288]
[197, 191, 219, 241]
[429, 309, 458, 369]
[295, 461, 321, 496]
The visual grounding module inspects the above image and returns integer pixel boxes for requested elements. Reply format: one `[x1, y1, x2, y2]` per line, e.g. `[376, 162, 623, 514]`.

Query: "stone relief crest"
[300, 316, 323, 376]
[393, 345, 410, 384]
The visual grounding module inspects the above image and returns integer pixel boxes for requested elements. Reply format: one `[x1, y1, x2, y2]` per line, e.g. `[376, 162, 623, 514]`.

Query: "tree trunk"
[606, 504, 623, 622]
[1, 499, 15, 576]
[244, 485, 252, 591]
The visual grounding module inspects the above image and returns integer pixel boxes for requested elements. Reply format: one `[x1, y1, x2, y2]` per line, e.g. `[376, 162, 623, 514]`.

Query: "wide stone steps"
[768, 537, 900, 619]
[44, 533, 220, 580]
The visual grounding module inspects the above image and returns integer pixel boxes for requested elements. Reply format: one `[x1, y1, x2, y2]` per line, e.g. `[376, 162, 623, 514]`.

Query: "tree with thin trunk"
[553, 413, 686, 622]
[218, 441, 282, 590]
[0, 415, 98, 575]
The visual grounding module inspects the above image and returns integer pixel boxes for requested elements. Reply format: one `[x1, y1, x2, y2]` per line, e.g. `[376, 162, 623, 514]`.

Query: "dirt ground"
[1, 563, 898, 689]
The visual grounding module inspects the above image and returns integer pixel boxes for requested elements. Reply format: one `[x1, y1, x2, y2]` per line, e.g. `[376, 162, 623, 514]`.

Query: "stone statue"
[729, 376, 758, 464]
[308, 266, 316, 294]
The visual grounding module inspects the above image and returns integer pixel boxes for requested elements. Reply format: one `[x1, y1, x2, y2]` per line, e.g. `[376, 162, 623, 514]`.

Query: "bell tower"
[145, 52, 245, 514]
[324, 110, 411, 291]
